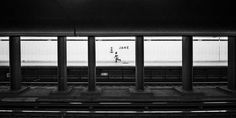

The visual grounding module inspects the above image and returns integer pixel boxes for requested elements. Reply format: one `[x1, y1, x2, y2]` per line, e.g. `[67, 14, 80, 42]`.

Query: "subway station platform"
[0, 85, 236, 106]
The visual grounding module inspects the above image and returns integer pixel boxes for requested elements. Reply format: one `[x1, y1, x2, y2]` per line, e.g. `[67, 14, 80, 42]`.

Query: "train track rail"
[1, 100, 236, 117]
[0, 81, 227, 86]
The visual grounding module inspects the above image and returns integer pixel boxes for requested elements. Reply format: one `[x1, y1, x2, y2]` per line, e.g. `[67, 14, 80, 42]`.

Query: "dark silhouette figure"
[110, 47, 114, 53]
[114, 52, 121, 63]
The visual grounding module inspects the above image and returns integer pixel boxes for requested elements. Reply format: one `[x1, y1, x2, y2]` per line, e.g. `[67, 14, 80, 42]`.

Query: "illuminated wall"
[0, 37, 227, 66]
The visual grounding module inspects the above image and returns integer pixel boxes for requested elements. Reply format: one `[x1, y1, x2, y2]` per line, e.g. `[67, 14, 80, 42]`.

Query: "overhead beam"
[2, 29, 236, 37]
[75, 31, 236, 37]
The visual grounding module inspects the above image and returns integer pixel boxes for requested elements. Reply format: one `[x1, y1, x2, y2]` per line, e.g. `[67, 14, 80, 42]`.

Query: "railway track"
[1, 100, 236, 117]
[0, 81, 227, 86]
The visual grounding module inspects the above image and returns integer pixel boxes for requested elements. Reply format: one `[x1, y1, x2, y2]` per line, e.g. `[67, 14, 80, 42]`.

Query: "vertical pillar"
[57, 36, 67, 91]
[135, 36, 144, 91]
[9, 36, 22, 91]
[88, 36, 96, 91]
[228, 36, 236, 90]
[182, 36, 193, 91]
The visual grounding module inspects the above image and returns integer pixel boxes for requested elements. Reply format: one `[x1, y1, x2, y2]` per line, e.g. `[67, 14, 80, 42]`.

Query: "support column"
[182, 36, 193, 91]
[57, 36, 67, 91]
[9, 36, 22, 91]
[135, 36, 144, 91]
[228, 36, 236, 90]
[88, 36, 96, 91]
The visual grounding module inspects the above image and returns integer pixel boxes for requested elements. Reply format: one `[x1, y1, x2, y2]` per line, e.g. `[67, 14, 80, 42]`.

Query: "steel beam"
[228, 37, 236, 90]
[135, 36, 144, 91]
[88, 36, 96, 91]
[182, 36, 193, 91]
[9, 36, 22, 91]
[57, 36, 67, 91]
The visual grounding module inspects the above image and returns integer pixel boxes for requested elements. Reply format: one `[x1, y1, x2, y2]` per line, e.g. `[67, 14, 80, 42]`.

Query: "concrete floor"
[0, 85, 235, 102]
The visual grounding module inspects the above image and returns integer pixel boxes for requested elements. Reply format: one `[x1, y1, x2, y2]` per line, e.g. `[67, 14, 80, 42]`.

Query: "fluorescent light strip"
[99, 102, 131, 104]
[20, 36, 57, 40]
[0, 37, 9, 41]
[21, 110, 61, 113]
[143, 111, 183, 113]
[96, 37, 135, 40]
[95, 111, 137, 113]
[94, 111, 184, 113]
[220, 37, 228, 39]
[67, 37, 88, 40]
[203, 102, 229, 104]
[3, 36, 228, 40]
[190, 110, 227, 113]
[69, 102, 82, 104]
[94, 110, 227, 113]
[0, 110, 13, 112]
[144, 36, 182, 40]
[0, 110, 229, 113]
[193, 36, 228, 40]
[0, 37, 9, 40]
[66, 111, 90, 113]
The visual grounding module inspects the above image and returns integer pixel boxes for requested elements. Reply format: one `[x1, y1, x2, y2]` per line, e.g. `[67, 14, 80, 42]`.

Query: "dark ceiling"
[0, 0, 235, 36]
